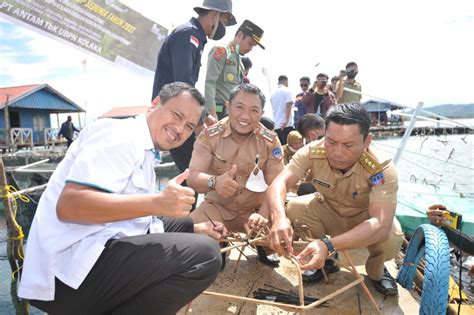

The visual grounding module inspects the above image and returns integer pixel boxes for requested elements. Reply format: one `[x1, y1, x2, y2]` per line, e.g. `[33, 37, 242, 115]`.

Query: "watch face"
[208, 176, 215, 189]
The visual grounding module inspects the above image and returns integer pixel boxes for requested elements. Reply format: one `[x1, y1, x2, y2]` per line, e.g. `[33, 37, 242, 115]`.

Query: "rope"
[2, 185, 29, 279]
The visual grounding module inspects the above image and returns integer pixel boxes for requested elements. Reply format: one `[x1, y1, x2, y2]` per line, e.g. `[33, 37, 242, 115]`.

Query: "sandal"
[372, 267, 398, 295]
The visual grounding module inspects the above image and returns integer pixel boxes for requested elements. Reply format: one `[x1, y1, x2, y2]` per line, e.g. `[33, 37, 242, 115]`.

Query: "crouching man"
[267, 103, 404, 295]
[188, 84, 284, 267]
[19, 83, 225, 314]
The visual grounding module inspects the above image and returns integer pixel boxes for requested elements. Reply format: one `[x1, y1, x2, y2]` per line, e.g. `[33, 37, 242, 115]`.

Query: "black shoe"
[302, 257, 340, 283]
[372, 267, 398, 296]
[220, 242, 228, 271]
[256, 246, 280, 268]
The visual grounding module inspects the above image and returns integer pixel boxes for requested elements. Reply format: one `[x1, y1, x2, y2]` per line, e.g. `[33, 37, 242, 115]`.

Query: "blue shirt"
[294, 92, 307, 125]
[152, 18, 207, 99]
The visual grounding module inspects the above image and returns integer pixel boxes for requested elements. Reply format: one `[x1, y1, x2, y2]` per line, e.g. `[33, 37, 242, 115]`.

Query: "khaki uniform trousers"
[286, 194, 403, 280]
[191, 200, 254, 233]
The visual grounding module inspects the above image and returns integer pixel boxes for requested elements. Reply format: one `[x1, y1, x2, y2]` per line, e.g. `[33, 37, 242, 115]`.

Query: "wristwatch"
[207, 175, 216, 190]
[321, 237, 337, 257]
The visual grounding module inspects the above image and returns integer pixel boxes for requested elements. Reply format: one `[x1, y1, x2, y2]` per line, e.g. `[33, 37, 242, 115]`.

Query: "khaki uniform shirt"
[204, 44, 242, 112]
[286, 140, 398, 217]
[190, 118, 284, 220]
[282, 144, 296, 165]
[338, 80, 362, 104]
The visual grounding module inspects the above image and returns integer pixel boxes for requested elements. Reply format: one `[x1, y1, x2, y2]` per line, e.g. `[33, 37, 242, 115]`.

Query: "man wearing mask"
[336, 61, 362, 104]
[303, 73, 336, 117]
[205, 20, 265, 120]
[151, 0, 236, 173]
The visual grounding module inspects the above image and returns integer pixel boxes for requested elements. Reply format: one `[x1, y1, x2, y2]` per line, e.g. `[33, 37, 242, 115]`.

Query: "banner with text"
[0, 0, 168, 74]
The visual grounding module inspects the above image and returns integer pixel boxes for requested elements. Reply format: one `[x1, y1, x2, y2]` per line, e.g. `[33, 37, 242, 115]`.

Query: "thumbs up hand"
[215, 164, 239, 198]
[159, 169, 195, 217]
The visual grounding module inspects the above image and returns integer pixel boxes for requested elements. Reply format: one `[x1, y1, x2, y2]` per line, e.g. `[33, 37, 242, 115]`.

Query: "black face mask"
[210, 21, 226, 40]
[346, 71, 358, 79]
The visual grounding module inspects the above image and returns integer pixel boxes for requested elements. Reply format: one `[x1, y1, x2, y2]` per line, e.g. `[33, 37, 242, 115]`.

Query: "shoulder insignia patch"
[258, 127, 277, 143]
[271, 147, 283, 159]
[309, 146, 326, 159]
[370, 172, 385, 186]
[198, 133, 209, 144]
[190, 35, 199, 48]
[205, 124, 225, 138]
[359, 152, 383, 175]
[212, 47, 226, 61]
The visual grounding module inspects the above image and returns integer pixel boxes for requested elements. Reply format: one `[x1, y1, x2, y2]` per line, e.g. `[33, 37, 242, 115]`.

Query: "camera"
[441, 208, 462, 230]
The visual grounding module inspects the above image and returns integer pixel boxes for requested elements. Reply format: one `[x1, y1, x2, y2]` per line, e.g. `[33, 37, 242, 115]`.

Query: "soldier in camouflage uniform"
[205, 20, 265, 120]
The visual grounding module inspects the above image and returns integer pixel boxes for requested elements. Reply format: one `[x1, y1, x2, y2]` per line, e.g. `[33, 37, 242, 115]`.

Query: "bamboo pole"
[0, 158, 24, 278]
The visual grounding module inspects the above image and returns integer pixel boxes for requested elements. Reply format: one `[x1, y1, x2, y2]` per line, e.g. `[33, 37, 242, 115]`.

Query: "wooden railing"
[10, 128, 33, 148]
[44, 128, 60, 148]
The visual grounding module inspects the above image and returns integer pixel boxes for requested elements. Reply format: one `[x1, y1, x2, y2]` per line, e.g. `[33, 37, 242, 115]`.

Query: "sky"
[1, 0, 473, 127]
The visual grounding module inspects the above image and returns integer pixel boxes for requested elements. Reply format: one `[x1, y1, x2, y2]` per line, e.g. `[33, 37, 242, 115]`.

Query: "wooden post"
[3, 94, 10, 146]
[77, 112, 82, 128]
[0, 157, 25, 278]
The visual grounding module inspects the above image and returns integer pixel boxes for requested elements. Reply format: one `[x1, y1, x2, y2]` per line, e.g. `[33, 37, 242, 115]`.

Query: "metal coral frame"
[186, 228, 382, 314]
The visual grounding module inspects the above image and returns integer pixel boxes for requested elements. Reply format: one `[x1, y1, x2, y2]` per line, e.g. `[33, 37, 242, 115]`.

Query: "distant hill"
[414, 104, 474, 118]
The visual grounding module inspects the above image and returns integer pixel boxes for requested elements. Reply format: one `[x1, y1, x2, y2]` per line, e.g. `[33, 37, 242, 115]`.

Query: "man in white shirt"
[270, 75, 294, 145]
[19, 82, 225, 314]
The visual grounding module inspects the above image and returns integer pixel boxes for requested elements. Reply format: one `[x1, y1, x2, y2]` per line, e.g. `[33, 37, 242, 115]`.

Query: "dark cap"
[238, 20, 265, 49]
[194, 0, 237, 26]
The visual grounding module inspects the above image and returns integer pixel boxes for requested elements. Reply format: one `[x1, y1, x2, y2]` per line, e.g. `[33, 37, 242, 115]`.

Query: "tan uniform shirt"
[338, 80, 362, 104]
[190, 118, 284, 220]
[286, 140, 398, 217]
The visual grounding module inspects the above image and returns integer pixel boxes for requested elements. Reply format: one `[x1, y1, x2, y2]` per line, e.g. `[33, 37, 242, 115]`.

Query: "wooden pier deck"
[180, 247, 420, 314]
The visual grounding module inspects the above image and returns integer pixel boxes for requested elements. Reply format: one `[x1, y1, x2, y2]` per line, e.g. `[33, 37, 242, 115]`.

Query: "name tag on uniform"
[213, 152, 226, 163]
[312, 178, 331, 188]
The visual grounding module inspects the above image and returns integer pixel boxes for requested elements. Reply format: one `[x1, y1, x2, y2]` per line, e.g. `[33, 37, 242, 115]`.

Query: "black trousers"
[30, 217, 221, 315]
[66, 137, 73, 149]
[275, 126, 294, 145]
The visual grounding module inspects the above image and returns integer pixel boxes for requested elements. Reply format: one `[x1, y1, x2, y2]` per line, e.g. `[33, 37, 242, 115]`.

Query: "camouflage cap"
[238, 20, 265, 49]
[194, 0, 237, 26]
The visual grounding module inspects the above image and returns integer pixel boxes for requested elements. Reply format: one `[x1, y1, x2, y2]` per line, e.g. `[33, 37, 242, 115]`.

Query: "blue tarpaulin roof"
[0, 84, 85, 113]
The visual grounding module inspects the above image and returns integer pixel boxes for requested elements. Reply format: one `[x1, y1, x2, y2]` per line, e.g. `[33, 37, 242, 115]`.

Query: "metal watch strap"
[208, 175, 216, 190]
[321, 237, 336, 256]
